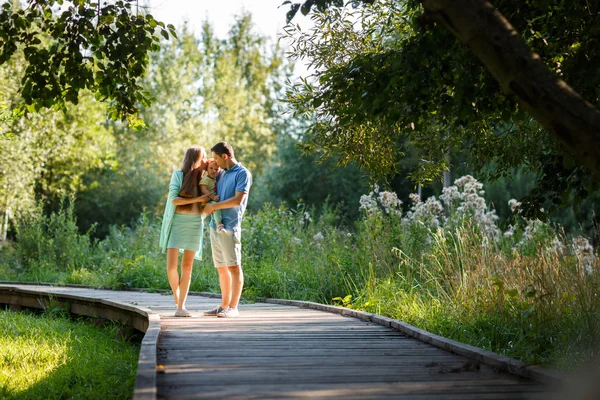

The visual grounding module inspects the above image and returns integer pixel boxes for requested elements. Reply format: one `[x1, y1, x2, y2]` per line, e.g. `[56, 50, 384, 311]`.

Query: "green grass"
[0, 309, 140, 399]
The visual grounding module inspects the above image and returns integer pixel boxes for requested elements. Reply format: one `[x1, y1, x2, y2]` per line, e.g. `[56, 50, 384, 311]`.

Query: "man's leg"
[204, 228, 228, 316]
[228, 265, 243, 309]
[216, 266, 232, 308]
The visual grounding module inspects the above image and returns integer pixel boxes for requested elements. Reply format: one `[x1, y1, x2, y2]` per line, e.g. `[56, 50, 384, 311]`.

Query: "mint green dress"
[159, 170, 204, 260]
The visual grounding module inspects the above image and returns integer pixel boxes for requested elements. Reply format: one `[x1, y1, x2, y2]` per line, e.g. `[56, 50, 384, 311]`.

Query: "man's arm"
[203, 191, 246, 215]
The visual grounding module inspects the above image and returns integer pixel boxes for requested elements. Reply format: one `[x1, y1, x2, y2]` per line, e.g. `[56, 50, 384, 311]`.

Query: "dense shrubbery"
[0, 176, 598, 370]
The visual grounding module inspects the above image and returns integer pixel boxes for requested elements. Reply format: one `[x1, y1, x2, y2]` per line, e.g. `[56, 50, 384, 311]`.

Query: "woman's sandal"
[174, 309, 191, 317]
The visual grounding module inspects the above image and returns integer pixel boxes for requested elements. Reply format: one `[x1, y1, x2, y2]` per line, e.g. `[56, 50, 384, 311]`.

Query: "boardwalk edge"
[257, 296, 568, 385]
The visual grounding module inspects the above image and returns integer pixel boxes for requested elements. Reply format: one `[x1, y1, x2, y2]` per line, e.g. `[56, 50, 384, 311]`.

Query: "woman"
[159, 145, 211, 317]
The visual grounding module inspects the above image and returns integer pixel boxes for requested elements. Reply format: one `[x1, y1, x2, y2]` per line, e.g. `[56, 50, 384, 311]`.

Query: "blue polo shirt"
[210, 163, 252, 230]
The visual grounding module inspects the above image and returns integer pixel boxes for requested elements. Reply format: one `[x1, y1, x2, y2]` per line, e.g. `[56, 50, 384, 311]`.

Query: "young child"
[200, 159, 226, 233]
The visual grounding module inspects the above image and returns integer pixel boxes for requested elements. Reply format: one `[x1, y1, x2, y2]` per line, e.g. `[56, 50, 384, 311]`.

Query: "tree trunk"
[421, 0, 600, 177]
[443, 153, 451, 188]
[1, 209, 8, 245]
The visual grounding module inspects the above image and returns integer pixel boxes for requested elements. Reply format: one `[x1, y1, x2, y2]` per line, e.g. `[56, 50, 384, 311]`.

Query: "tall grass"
[0, 181, 598, 370]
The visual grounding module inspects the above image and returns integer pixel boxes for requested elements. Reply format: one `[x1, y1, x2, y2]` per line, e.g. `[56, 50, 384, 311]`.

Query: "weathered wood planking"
[0, 284, 555, 399]
[156, 305, 550, 399]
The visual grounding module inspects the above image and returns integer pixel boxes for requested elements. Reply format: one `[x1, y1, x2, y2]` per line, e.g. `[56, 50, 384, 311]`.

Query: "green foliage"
[75, 166, 164, 238]
[242, 202, 359, 302]
[14, 198, 97, 275]
[0, 0, 176, 122]
[193, 14, 291, 175]
[97, 212, 167, 290]
[0, 13, 291, 240]
[70, 16, 291, 237]
[283, 0, 600, 215]
[133, 15, 290, 176]
[250, 132, 368, 221]
[0, 49, 116, 242]
[0, 309, 139, 399]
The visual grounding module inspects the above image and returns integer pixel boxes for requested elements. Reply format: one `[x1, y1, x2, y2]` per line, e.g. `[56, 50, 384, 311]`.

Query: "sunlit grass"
[0, 309, 139, 399]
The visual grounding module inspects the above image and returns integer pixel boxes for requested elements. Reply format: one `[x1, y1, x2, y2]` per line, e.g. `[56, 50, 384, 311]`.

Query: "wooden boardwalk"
[0, 284, 557, 399]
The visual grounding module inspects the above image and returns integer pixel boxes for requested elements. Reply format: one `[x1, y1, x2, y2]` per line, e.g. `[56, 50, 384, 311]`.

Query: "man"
[202, 141, 252, 318]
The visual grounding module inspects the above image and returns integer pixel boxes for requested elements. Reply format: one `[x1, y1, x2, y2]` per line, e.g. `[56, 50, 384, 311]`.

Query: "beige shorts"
[210, 227, 242, 267]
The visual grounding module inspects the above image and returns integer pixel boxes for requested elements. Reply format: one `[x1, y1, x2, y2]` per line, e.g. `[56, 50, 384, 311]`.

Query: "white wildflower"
[378, 191, 402, 216]
[291, 237, 302, 245]
[440, 186, 460, 205]
[405, 196, 444, 229]
[508, 199, 521, 213]
[572, 236, 595, 276]
[359, 187, 402, 216]
[409, 193, 421, 205]
[304, 211, 312, 223]
[359, 193, 378, 214]
[545, 236, 566, 256]
[313, 232, 324, 242]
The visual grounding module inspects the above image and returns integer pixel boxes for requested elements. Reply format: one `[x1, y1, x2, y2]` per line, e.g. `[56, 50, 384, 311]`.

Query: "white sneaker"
[217, 307, 239, 318]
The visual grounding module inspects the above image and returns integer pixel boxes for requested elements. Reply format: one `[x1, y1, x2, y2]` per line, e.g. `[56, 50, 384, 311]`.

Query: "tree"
[0, 0, 176, 124]
[75, 16, 291, 236]
[250, 121, 370, 221]
[196, 14, 291, 175]
[0, 49, 115, 242]
[285, 0, 600, 175]
[283, 0, 600, 216]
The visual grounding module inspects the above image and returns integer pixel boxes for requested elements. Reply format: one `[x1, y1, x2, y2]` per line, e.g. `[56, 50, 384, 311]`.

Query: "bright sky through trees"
[145, 0, 312, 77]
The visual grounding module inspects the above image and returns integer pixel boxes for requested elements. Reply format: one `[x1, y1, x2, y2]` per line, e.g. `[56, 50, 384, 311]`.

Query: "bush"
[15, 198, 98, 274]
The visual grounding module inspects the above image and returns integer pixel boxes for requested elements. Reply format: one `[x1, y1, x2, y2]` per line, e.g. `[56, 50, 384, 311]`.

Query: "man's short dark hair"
[211, 141, 234, 158]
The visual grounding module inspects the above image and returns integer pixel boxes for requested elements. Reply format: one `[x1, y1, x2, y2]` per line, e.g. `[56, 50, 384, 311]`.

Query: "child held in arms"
[200, 159, 226, 233]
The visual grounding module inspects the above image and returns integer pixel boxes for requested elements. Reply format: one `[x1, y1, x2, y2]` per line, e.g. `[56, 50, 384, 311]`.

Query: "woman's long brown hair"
[177, 146, 206, 210]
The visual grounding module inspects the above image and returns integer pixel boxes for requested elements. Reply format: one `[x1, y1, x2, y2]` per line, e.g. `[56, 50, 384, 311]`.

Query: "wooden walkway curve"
[0, 283, 564, 399]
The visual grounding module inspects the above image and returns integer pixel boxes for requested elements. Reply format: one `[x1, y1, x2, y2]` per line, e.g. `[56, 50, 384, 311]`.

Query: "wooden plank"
[157, 341, 437, 349]
[157, 382, 546, 400]
[156, 350, 455, 359]
[156, 356, 466, 366]
[156, 368, 536, 385]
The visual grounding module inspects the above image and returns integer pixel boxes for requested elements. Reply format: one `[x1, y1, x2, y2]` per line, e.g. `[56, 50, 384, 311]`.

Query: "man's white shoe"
[217, 307, 239, 318]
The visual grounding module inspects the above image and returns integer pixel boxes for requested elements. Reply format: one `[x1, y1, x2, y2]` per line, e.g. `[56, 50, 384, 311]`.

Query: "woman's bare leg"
[166, 248, 180, 306]
[177, 250, 195, 311]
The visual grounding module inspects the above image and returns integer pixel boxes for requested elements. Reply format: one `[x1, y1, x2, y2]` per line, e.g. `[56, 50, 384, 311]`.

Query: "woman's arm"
[171, 194, 211, 205]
